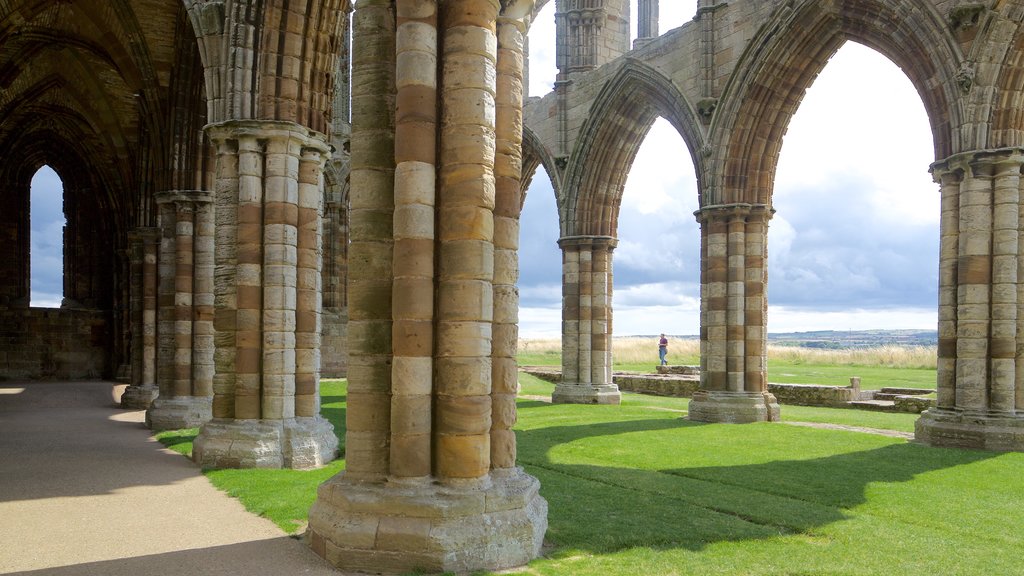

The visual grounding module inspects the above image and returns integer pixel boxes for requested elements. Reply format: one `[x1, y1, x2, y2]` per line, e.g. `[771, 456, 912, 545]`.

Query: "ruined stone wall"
[0, 309, 110, 380]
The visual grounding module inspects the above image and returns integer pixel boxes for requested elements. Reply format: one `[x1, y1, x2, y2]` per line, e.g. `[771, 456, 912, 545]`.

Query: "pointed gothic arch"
[561, 58, 705, 237]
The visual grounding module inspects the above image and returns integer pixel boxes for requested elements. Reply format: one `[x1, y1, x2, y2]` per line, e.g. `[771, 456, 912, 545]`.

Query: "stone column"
[634, 0, 658, 48]
[120, 227, 161, 409]
[917, 149, 1024, 451]
[146, 191, 214, 430]
[553, 235, 621, 404]
[491, 12, 527, 471]
[190, 120, 338, 469]
[689, 203, 779, 423]
[307, 1, 547, 573]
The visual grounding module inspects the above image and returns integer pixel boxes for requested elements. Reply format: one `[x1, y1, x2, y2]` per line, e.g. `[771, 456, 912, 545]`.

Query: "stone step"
[848, 399, 897, 411]
[873, 392, 901, 401]
[879, 387, 934, 396]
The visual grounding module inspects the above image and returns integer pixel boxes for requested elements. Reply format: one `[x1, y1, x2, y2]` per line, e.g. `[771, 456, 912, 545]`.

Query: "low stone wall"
[894, 395, 935, 413]
[656, 365, 700, 376]
[614, 373, 700, 397]
[0, 308, 110, 380]
[767, 382, 861, 408]
[520, 367, 561, 384]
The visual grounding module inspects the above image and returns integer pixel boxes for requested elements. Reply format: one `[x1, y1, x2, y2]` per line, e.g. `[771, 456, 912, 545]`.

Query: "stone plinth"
[120, 384, 159, 409]
[146, 396, 213, 431]
[687, 390, 780, 423]
[192, 417, 337, 469]
[552, 382, 621, 404]
[308, 468, 547, 575]
[915, 409, 1024, 451]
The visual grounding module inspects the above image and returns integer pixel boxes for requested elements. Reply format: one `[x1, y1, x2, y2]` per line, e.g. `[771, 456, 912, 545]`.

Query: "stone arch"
[982, 2, 1024, 148]
[561, 58, 705, 237]
[521, 124, 562, 211]
[710, 0, 962, 206]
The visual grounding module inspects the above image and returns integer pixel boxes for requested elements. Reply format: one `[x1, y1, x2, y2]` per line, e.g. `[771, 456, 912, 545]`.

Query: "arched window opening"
[518, 164, 562, 338]
[769, 41, 938, 342]
[29, 166, 66, 308]
[615, 117, 700, 344]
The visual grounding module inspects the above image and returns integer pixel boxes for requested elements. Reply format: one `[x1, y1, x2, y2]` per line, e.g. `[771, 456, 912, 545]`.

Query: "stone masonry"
[5, 0, 1024, 574]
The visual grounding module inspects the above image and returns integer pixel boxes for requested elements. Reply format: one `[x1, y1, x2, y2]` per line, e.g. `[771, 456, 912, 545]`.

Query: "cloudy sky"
[27, 2, 940, 340]
[518, 0, 939, 337]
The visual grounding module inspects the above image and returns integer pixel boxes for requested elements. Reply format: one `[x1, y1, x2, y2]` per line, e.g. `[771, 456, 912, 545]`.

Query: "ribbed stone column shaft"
[726, 211, 746, 392]
[172, 200, 195, 398]
[578, 245, 593, 385]
[691, 203, 777, 424]
[212, 137, 240, 419]
[956, 161, 993, 411]
[702, 213, 728, 391]
[744, 209, 768, 392]
[196, 120, 336, 470]
[390, 0, 437, 480]
[129, 228, 159, 388]
[917, 149, 1024, 451]
[296, 147, 326, 418]
[590, 241, 613, 386]
[637, 0, 659, 39]
[345, 0, 396, 480]
[193, 200, 215, 398]
[935, 168, 961, 409]
[121, 227, 161, 409]
[491, 14, 527, 471]
[990, 158, 1019, 412]
[148, 190, 214, 431]
[235, 135, 264, 420]
[156, 198, 178, 400]
[554, 236, 620, 404]
[142, 232, 159, 387]
[561, 246, 581, 384]
[434, 0, 500, 482]
[262, 135, 300, 421]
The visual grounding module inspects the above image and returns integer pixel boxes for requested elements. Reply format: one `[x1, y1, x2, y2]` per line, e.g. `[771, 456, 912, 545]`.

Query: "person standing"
[658, 333, 668, 366]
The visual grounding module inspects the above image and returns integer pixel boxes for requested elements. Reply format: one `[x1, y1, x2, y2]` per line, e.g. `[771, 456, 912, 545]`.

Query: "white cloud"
[518, 27, 939, 338]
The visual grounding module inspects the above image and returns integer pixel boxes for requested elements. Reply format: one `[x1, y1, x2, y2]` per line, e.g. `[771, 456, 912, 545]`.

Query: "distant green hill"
[766, 329, 937, 349]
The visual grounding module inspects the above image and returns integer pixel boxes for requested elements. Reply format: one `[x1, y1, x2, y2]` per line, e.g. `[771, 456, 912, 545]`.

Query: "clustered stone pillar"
[916, 149, 1024, 450]
[146, 191, 214, 430]
[120, 227, 160, 409]
[307, 1, 547, 573]
[634, 0, 659, 48]
[553, 235, 621, 404]
[689, 203, 779, 423]
[191, 120, 338, 469]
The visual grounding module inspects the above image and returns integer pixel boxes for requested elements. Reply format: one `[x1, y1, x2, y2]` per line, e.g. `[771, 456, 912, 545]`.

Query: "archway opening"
[613, 116, 700, 366]
[768, 41, 938, 373]
[527, 1, 557, 97]
[518, 164, 562, 339]
[29, 165, 65, 308]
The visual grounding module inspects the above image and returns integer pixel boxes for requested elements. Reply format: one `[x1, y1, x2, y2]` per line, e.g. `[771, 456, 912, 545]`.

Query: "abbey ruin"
[2, 0, 1024, 573]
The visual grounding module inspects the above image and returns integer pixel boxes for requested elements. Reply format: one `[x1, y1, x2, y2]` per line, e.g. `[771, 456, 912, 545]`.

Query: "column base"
[192, 416, 338, 469]
[915, 408, 1024, 451]
[552, 383, 621, 405]
[687, 390, 780, 423]
[307, 467, 548, 574]
[120, 384, 159, 410]
[145, 395, 212, 431]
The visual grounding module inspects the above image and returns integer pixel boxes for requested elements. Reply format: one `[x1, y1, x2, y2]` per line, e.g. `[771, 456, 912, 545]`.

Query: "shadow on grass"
[516, 418, 996, 555]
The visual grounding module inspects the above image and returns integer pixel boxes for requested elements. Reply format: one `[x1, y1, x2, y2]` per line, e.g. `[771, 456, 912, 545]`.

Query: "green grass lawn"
[156, 376, 1024, 575]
